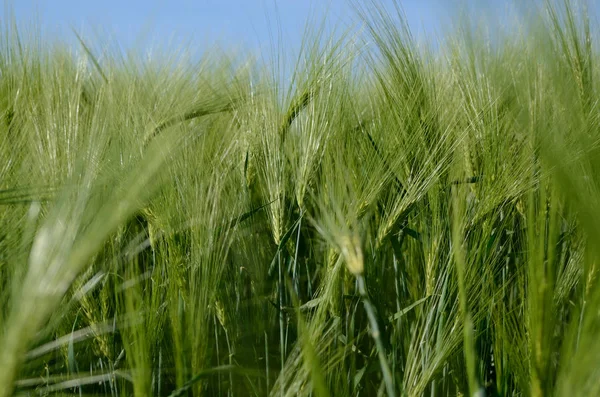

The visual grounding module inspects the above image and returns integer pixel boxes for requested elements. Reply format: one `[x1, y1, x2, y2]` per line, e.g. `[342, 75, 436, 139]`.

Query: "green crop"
[1, 1, 600, 395]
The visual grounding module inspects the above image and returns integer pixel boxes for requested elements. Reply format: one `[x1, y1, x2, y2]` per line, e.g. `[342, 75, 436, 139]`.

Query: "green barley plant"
[1, 0, 600, 395]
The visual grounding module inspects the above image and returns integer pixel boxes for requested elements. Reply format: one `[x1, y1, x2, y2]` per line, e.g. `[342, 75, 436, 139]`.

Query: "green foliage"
[1, 1, 600, 395]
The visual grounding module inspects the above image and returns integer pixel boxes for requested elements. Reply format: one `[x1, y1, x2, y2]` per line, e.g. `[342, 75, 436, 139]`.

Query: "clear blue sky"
[0, 1, 483, 54]
[2, 1, 590, 59]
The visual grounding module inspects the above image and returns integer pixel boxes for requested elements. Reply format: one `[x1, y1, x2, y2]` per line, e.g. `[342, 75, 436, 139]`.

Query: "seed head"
[339, 234, 364, 275]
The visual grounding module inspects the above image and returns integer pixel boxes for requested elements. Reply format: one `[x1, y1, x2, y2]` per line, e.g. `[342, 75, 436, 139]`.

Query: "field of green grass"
[2, 1, 600, 396]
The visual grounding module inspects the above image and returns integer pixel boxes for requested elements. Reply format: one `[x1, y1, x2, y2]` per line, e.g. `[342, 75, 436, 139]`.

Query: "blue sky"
[1, 1, 467, 54]
[2, 1, 584, 60]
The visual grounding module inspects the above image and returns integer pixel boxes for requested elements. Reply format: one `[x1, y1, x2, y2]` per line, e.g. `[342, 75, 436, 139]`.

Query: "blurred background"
[0, 0, 538, 59]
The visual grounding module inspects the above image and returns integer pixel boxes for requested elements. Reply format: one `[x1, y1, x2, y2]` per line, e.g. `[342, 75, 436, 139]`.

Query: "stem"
[225, 330, 234, 396]
[265, 331, 270, 393]
[451, 187, 480, 396]
[214, 315, 221, 396]
[278, 251, 285, 397]
[356, 275, 396, 397]
[293, 213, 302, 296]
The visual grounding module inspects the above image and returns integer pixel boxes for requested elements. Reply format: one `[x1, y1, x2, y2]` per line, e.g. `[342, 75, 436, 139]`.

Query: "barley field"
[1, 1, 600, 396]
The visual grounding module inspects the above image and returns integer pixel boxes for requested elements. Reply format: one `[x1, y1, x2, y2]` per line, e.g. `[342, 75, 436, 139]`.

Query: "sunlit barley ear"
[338, 234, 364, 275]
[215, 299, 227, 331]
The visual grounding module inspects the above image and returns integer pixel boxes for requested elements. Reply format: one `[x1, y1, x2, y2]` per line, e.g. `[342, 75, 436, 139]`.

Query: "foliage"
[1, 1, 600, 395]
